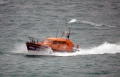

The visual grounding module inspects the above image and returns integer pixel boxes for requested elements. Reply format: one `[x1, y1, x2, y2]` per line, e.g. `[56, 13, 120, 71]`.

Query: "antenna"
[56, 20, 59, 38]
[56, 27, 58, 37]
[67, 27, 71, 39]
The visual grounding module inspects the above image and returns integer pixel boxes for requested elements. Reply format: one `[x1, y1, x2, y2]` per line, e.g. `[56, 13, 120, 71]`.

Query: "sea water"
[0, 0, 120, 77]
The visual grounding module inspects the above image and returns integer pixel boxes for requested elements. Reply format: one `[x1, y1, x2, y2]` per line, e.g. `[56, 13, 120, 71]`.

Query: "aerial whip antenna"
[56, 20, 59, 38]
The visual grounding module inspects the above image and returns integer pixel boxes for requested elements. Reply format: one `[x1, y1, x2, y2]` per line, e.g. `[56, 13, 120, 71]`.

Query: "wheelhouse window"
[58, 41, 61, 44]
[53, 41, 57, 44]
[62, 41, 66, 44]
[53, 41, 66, 45]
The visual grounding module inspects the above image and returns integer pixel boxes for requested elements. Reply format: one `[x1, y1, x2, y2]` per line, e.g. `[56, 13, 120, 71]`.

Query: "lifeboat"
[26, 28, 79, 52]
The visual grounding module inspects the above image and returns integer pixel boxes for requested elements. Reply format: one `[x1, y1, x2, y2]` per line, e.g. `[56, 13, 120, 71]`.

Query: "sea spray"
[10, 43, 53, 55]
[68, 19, 78, 24]
[86, 42, 120, 54]
[10, 43, 28, 54]
[68, 19, 116, 28]
[10, 42, 120, 56]
[79, 20, 116, 28]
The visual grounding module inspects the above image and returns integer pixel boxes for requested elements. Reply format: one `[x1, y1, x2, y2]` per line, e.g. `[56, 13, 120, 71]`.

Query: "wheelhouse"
[40, 37, 73, 51]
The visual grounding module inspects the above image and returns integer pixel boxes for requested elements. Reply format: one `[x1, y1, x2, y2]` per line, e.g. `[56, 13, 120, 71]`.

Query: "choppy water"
[0, 0, 120, 77]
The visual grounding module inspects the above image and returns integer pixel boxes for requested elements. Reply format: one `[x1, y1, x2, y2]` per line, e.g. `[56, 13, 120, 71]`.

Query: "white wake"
[68, 19, 116, 28]
[11, 42, 120, 56]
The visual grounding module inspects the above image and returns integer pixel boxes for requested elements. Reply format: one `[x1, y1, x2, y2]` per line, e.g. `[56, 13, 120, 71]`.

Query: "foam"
[68, 19, 78, 24]
[68, 19, 116, 28]
[49, 42, 120, 56]
[79, 20, 116, 28]
[10, 42, 120, 56]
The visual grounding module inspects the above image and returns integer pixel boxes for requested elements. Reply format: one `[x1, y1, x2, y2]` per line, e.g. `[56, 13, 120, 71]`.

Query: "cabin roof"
[46, 37, 69, 41]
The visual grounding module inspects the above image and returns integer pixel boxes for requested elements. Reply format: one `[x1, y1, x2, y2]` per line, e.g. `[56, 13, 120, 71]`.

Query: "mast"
[67, 27, 71, 39]
[61, 27, 71, 39]
[56, 20, 59, 38]
[56, 27, 58, 38]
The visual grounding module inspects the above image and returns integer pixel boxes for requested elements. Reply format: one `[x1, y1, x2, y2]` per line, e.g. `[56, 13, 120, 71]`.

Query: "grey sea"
[0, 0, 120, 77]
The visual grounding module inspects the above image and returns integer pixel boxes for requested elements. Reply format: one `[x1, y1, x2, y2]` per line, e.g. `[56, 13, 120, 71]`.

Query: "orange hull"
[26, 37, 76, 52]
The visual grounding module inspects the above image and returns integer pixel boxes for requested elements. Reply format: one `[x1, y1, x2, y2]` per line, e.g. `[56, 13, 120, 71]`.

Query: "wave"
[0, 0, 9, 5]
[68, 19, 116, 28]
[10, 42, 120, 57]
[68, 19, 79, 24]
[80, 42, 120, 55]
[10, 43, 53, 55]
[79, 20, 116, 28]
[51, 42, 120, 56]
[10, 43, 28, 54]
